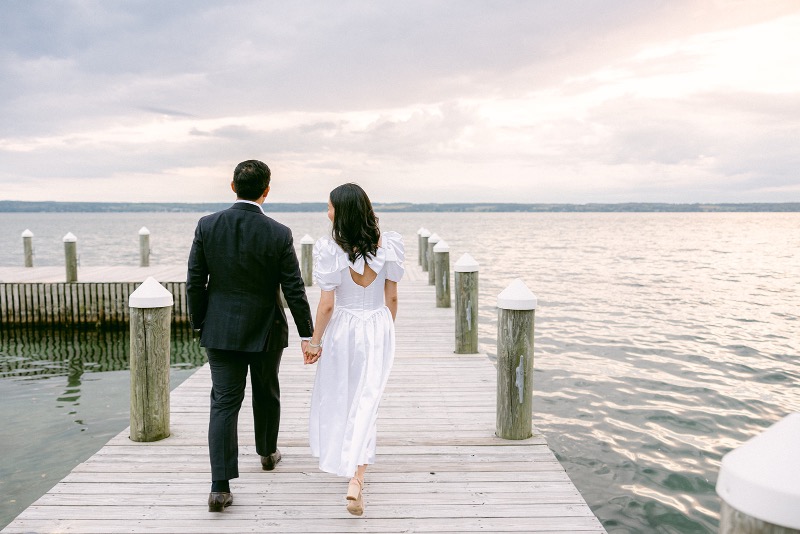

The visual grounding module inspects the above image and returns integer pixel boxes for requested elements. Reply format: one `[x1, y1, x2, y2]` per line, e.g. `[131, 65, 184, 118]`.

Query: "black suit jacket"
[186, 202, 313, 352]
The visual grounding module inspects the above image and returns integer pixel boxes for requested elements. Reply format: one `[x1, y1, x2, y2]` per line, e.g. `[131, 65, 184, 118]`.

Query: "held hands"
[302, 340, 322, 365]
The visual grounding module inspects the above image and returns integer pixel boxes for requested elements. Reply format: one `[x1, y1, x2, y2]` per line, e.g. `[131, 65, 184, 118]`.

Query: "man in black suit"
[187, 160, 314, 512]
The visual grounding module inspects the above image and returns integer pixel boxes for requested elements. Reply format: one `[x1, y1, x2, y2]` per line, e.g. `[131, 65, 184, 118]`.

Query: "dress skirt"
[309, 305, 395, 477]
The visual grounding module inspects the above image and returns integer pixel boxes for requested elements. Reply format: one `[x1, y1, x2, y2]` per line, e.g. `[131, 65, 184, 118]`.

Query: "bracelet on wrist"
[308, 340, 322, 348]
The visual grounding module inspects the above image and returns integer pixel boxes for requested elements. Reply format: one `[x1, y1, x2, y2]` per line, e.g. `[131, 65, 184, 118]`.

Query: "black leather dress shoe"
[260, 449, 282, 471]
[208, 491, 233, 512]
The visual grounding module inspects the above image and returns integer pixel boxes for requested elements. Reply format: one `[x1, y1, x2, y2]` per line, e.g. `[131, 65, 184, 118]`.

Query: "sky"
[1, 0, 799, 204]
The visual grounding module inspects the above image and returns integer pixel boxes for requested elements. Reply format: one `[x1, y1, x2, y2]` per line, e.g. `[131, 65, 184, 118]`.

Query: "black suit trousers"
[206, 347, 283, 481]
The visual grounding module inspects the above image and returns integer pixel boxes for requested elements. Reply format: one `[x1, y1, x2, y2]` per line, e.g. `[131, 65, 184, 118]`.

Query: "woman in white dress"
[303, 183, 404, 516]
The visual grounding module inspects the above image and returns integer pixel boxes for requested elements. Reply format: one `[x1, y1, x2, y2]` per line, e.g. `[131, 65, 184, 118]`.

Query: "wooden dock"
[0, 265, 190, 327]
[0, 265, 187, 283]
[1, 263, 605, 533]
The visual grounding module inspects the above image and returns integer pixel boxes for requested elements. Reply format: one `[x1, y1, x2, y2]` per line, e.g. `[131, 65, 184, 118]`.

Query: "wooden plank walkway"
[0, 265, 187, 283]
[1, 263, 605, 533]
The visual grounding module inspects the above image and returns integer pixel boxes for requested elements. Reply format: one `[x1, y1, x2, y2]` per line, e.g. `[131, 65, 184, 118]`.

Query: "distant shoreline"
[1, 200, 799, 213]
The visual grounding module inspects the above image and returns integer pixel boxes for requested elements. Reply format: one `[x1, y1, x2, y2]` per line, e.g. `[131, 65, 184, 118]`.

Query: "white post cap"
[21, 229, 34, 238]
[716, 412, 800, 529]
[420, 229, 431, 238]
[300, 234, 315, 245]
[417, 227, 425, 234]
[138, 226, 150, 235]
[454, 253, 479, 273]
[433, 240, 449, 253]
[428, 233, 441, 244]
[129, 277, 174, 308]
[497, 279, 537, 310]
[63, 232, 77, 243]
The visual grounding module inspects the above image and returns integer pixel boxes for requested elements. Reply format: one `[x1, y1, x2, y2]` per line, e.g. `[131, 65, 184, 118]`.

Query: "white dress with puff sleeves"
[309, 232, 404, 477]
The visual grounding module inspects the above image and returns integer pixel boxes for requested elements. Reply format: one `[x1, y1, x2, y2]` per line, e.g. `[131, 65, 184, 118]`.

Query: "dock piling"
[496, 278, 537, 440]
[427, 233, 441, 285]
[128, 277, 173, 442]
[454, 253, 479, 353]
[279, 288, 288, 308]
[433, 239, 450, 308]
[717, 413, 800, 533]
[139, 227, 151, 267]
[420, 229, 431, 271]
[63, 232, 78, 283]
[416, 227, 426, 266]
[22, 229, 34, 267]
[300, 234, 314, 287]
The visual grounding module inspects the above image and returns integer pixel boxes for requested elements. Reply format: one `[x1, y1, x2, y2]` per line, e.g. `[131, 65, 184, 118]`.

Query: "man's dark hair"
[233, 160, 271, 200]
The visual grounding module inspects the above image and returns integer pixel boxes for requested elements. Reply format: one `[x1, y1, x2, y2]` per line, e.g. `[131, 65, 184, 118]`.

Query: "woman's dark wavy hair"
[330, 183, 380, 264]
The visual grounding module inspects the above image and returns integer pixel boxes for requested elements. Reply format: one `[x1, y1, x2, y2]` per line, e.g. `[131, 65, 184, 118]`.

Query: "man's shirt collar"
[235, 199, 265, 214]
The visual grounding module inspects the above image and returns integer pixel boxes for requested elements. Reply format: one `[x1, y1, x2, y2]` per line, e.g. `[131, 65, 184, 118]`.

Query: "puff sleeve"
[382, 231, 405, 282]
[313, 237, 347, 291]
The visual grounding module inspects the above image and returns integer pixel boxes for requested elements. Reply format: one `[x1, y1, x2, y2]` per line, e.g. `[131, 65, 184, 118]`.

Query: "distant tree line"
[1, 200, 799, 213]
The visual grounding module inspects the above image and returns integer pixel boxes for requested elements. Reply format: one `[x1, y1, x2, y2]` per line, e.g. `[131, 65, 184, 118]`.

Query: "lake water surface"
[1, 211, 798, 532]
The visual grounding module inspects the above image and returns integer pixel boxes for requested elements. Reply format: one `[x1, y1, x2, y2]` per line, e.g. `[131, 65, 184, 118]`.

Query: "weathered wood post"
[454, 253, 479, 353]
[279, 288, 288, 308]
[300, 234, 314, 287]
[139, 226, 151, 267]
[717, 413, 800, 533]
[433, 240, 450, 308]
[420, 229, 431, 272]
[427, 233, 441, 285]
[496, 279, 537, 440]
[417, 227, 426, 266]
[22, 229, 34, 267]
[129, 277, 172, 442]
[63, 232, 78, 283]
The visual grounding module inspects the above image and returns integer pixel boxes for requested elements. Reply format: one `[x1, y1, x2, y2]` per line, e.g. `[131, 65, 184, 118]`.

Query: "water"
[1, 211, 799, 532]
[0, 325, 206, 529]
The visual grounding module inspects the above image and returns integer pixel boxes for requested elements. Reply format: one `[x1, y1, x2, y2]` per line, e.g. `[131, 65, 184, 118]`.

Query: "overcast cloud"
[1, 0, 798, 203]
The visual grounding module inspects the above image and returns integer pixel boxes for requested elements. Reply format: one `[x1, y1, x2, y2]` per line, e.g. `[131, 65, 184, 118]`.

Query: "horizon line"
[2, 200, 800, 213]
[3, 200, 800, 206]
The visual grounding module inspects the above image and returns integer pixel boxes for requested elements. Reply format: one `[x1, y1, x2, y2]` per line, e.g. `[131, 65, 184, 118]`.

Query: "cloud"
[0, 1, 799, 202]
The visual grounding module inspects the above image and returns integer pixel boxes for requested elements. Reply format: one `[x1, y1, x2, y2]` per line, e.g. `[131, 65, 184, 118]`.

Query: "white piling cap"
[63, 232, 77, 243]
[497, 279, 537, 310]
[716, 412, 800, 529]
[300, 234, 315, 245]
[454, 253, 479, 273]
[417, 227, 425, 235]
[129, 277, 174, 308]
[21, 229, 34, 238]
[138, 226, 150, 235]
[428, 233, 441, 244]
[420, 229, 431, 238]
[433, 240, 449, 253]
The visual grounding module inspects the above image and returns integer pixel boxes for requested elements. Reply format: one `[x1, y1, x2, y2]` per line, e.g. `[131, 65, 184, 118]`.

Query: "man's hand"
[301, 340, 310, 360]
